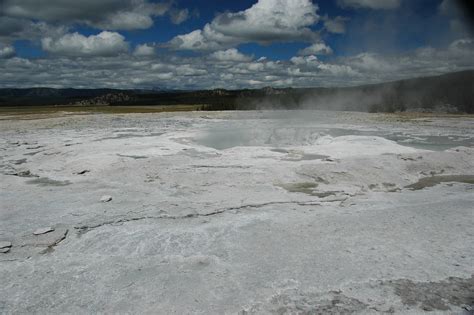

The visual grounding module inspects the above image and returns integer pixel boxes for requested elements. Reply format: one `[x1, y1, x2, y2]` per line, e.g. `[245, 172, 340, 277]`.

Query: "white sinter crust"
[0, 110, 473, 313]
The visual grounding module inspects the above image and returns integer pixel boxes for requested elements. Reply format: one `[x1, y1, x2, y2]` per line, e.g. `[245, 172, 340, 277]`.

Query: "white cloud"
[323, 16, 349, 34]
[291, 55, 319, 65]
[210, 0, 319, 42]
[42, 31, 129, 57]
[0, 44, 15, 58]
[337, 0, 400, 10]
[133, 44, 155, 57]
[247, 62, 265, 71]
[209, 49, 252, 62]
[167, 0, 320, 51]
[288, 55, 357, 77]
[175, 65, 208, 76]
[298, 43, 333, 55]
[316, 63, 357, 76]
[168, 29, 224, 51]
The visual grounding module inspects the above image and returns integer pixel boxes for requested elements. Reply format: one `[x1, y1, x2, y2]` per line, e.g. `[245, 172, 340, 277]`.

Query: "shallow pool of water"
[194, 122, 473, 151]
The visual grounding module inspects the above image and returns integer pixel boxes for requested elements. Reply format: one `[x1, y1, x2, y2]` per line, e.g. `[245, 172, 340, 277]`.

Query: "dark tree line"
[1, 70, 473, 113]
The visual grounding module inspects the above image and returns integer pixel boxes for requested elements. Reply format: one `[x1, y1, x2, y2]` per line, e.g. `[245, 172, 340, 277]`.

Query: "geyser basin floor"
[0, 110, 473, 314]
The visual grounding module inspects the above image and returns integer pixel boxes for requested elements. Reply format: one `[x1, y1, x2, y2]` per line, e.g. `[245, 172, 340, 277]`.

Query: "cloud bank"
[1, 38, 472, 90]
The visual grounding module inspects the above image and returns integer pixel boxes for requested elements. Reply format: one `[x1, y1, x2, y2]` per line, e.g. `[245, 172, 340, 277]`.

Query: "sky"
[0, 0, 473, 90]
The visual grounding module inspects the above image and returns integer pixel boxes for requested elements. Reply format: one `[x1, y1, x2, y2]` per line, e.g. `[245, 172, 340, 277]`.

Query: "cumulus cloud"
[209, 49, 252, 62]
[41, 31, 129, 57]
[167, 0, 320, 51]
[337, 0, 400, 10]
[0, 44, 15, 58]
[298, 43, 333, 55]
[168, 29, 222, 51]
[133, 44, 155, 57]
[1, 0, 170, 30]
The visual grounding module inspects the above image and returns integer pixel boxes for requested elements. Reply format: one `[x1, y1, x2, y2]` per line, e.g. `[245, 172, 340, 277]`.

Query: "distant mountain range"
[1, 70, 473, 113]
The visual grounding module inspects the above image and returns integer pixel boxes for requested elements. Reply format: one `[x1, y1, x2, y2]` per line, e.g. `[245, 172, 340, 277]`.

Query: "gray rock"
[33, 227, 54, 235]
[22, 228, 68, 249]
[0, 241, 12, 254]
[0, 247, 10, 253]
[75, 169, 90, 175]
[0, 241, 12, 249]
[11, 158, 27, 165]
[100, 195, 113, 202]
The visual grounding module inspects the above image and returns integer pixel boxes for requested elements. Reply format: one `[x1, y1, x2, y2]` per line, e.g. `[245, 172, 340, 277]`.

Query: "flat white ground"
[0, 110, 473, 314]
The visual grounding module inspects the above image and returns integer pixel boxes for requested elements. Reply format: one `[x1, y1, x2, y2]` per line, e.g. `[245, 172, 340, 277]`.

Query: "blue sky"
[0, 0, 473, 89]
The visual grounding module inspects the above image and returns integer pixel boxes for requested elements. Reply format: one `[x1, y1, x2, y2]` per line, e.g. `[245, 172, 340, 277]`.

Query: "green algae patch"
[26, 177, 71, 187]
[279, 182, 318, 195]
